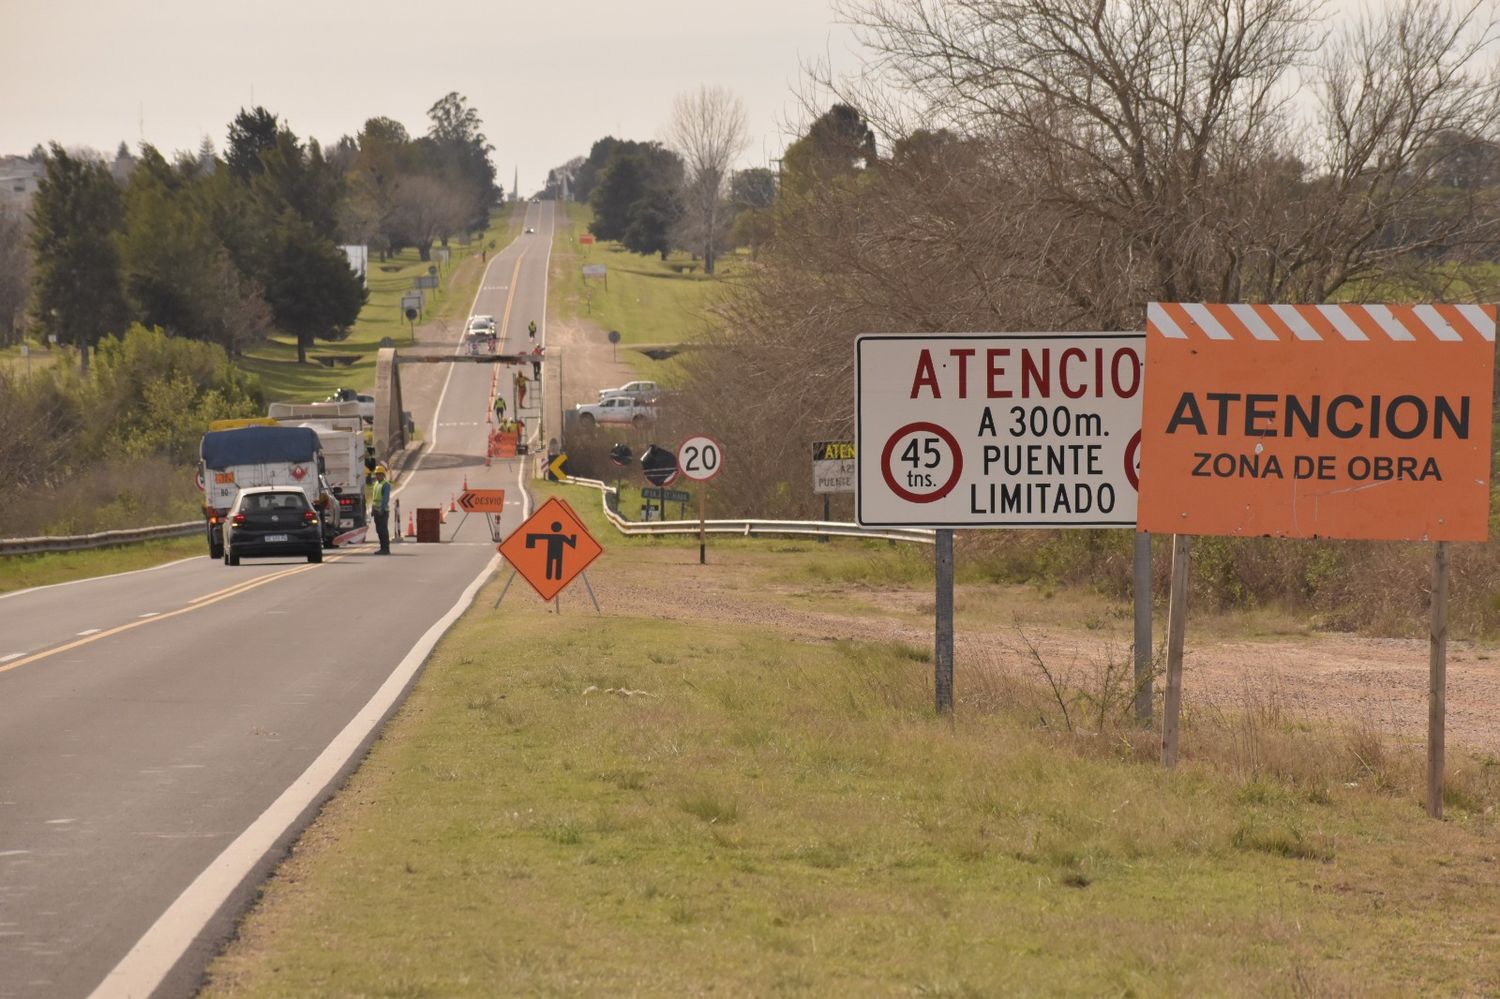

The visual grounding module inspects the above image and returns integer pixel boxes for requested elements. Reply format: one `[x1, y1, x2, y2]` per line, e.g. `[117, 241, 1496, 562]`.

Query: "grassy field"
[240, 204, 521, 403]
[0, 537, 202, 594]
[550, 202, 740, 352]
[203, 484, 1500, 997]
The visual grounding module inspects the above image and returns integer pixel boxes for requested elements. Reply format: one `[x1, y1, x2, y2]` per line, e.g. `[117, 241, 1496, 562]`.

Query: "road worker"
[370, 465, 392, 555]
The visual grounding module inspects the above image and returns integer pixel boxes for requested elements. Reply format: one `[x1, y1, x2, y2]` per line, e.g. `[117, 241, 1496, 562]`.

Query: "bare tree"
[832, 0, 1500, 316]
[391, 175, 468, 260]
[666, 85, 748, 274]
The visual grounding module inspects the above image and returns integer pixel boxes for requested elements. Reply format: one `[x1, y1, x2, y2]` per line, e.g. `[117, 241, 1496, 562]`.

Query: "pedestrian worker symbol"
[498, 497, 605, 602]
[526, 520, 576, 579]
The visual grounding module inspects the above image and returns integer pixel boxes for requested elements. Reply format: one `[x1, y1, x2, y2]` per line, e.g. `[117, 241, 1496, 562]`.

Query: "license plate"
[265, 534, 288, 542]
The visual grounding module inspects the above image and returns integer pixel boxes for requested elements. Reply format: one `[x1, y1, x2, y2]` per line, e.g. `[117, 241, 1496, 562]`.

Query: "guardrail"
[0, 478, 935, 556]
[563, 476, 934, 545]
[0, 521, 200, 557]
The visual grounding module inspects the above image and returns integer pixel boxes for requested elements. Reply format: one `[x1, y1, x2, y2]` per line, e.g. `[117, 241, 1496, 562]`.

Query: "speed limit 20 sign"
[677, 435, 723, 482]
[856, 333, 1144, 528]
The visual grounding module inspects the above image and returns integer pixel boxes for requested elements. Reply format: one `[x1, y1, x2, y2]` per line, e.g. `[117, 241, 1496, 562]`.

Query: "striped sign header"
[1147, 302, 1494, 344]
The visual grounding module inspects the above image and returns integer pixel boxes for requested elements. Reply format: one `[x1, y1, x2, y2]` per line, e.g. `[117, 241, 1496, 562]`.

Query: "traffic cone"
[405, 512, 416, 537]
[440, 506, 447, 524]
[463, 474, 469, 490]
[449, 494, 457, 512]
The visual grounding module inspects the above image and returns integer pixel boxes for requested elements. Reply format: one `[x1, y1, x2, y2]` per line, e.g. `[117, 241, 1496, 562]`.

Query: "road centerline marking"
[0, 557, 346, 676]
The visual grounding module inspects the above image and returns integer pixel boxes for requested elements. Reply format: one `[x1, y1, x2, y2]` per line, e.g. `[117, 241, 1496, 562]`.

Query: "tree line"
[539, 86, 778, 274]
[6, 91, 499, 365]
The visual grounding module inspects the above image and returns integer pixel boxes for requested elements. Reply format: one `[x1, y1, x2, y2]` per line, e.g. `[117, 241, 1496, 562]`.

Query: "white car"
[599, 380, 659, 402]
[525, 227, 536, 234]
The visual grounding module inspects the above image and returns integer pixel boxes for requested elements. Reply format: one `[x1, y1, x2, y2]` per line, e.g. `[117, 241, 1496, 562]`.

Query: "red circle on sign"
[880, 422, 964, 504]
[1124, 430, 1142, 491]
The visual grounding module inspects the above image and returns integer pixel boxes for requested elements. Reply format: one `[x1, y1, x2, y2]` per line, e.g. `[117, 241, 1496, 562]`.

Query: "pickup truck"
[574, 395, 657, 428]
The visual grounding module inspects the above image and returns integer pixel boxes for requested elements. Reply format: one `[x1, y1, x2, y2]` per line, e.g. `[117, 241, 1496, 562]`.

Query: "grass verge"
[0, 537, 203, 594]
[549, 202, 737, 358]
[202, 487, 1500, 996]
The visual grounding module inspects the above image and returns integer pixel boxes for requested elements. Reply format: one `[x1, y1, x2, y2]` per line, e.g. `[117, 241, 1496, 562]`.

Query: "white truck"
[198, 423, 333, 559]
[573, 395, 658, 428]
[267, 401, 370, 547]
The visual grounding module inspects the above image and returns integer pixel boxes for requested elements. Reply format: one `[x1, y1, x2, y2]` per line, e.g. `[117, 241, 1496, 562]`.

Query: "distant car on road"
[599, 380, 659, 402]
[222, 487, 323, 566]
[525, 227, 536, 234]
[574, 396, 657, 429]
[326, 387, 375, 423]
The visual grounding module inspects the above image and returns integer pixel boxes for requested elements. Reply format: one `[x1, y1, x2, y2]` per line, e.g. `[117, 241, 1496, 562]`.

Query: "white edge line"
[88, 551, 503, 999]
[0, 556, 201, 602]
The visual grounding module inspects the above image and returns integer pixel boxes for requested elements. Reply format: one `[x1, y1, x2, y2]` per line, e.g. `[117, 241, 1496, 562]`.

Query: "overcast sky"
[0, 0, 863, 192]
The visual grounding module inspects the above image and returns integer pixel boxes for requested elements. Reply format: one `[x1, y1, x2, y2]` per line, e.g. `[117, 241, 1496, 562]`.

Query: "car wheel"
[632, 414, 646, 428]
[580, 413, 596, 429]
[227, 549, 240, 566]
[307, 548, 323, 564]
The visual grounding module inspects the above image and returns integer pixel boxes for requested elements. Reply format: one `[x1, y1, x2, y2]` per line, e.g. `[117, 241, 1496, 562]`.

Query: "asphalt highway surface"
[0, 201, 557, 998]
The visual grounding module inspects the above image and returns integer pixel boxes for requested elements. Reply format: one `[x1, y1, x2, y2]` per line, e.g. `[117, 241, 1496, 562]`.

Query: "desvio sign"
[1138, 303, 1496, 542]
[856, 334, 1144, 528]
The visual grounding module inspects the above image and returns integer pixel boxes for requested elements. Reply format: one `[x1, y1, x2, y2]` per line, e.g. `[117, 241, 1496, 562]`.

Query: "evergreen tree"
[28, 144, 130, 369]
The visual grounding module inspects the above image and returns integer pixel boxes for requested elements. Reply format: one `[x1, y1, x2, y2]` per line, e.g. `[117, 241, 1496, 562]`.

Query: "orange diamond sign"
[498, 497, 604, 601]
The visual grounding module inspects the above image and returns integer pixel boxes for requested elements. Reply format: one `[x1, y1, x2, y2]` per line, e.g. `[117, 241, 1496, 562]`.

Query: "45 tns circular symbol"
[881, 422, 963, 504]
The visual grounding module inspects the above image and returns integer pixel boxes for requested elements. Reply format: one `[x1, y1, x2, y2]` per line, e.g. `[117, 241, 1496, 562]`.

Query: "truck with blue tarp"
[198, 424, 333, 558]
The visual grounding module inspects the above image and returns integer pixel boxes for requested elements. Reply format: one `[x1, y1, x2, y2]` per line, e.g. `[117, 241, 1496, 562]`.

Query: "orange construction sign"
[458, 488, 506, 513]
[1138, 303, 1496, 541]
[498, 497, 603, 601]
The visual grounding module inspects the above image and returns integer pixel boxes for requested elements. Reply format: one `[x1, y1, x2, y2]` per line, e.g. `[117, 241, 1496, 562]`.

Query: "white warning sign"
[856, 333, 1144, 528]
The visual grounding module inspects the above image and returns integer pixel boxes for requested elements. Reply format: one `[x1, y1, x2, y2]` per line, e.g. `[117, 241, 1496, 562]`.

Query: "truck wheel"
[632, 414, 646, 428]
[580, 413, 596, 429]
[209, 540, 223, 559]
[307, 548, 323, 564]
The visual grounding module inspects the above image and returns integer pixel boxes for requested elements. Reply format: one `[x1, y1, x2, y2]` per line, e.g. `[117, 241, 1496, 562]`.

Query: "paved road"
[0, 201, 557, 999]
